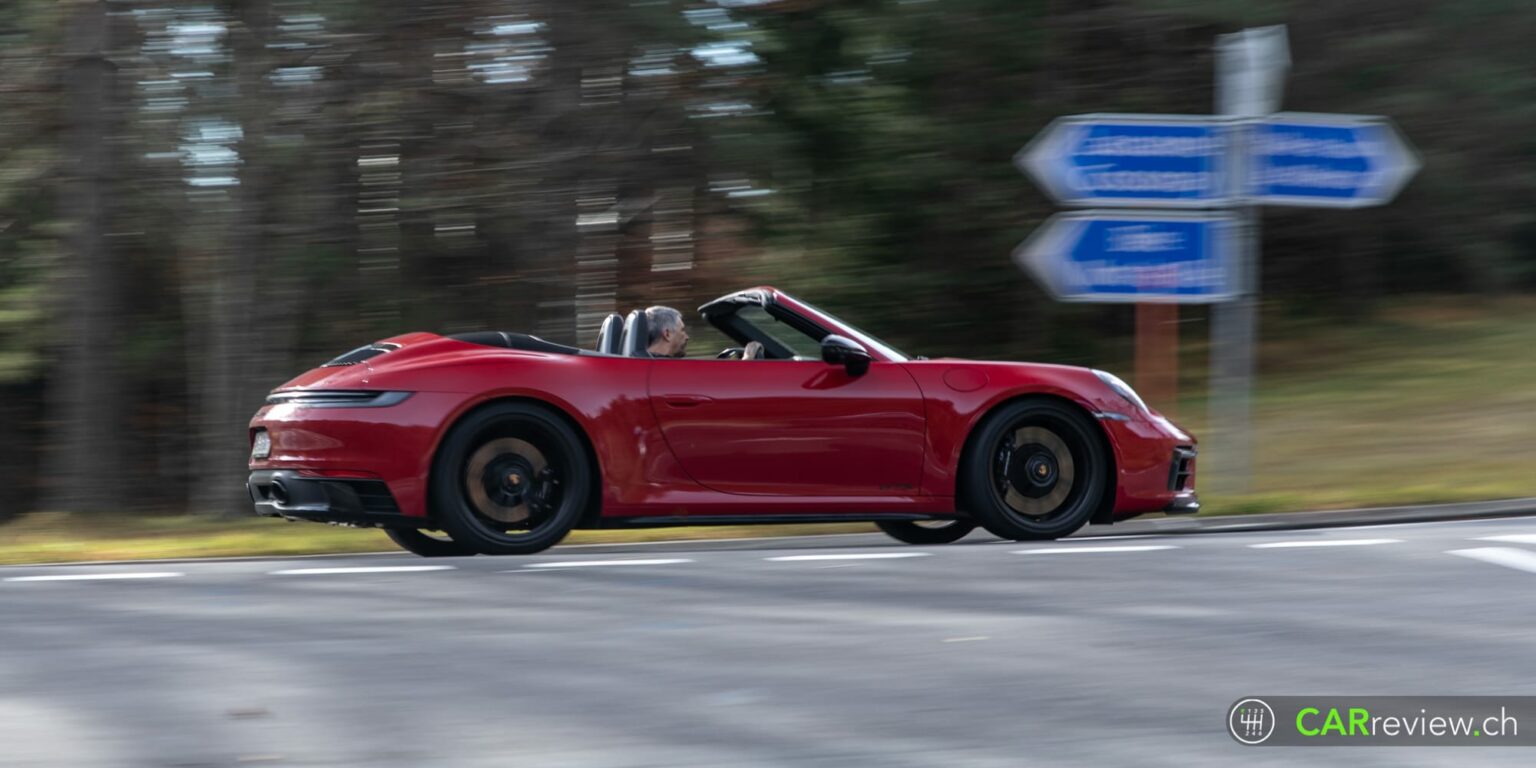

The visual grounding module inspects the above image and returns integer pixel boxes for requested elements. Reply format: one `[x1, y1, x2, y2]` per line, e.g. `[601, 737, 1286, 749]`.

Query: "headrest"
[620, 310, 651, 357]
[595, 313, 624, 355]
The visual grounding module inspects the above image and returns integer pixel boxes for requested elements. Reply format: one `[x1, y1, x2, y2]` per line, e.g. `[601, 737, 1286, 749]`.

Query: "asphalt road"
[4, 517, 1536, 767]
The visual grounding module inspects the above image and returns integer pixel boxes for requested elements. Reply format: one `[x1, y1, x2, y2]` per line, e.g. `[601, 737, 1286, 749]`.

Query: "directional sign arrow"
[1249, 113, 1421, 208]
[1014, 210, 1239, 304]
[1016, 115, 1234, 208]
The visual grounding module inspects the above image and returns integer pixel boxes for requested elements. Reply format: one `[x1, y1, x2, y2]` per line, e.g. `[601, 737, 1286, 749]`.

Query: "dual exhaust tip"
[269, 479, 290, 505]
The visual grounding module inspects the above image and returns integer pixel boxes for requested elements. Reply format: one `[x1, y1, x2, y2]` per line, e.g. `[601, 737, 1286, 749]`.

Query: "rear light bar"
[265, 390, 413, 408]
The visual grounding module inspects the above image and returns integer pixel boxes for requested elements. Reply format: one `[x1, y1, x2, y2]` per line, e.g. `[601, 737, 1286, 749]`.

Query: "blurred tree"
[0, 1, 65, 518]
[39, 0, 126, 515]
[181, 0, 276, 516]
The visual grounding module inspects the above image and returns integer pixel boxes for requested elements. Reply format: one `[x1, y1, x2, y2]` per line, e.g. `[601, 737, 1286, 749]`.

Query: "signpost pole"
[1208, 25, 1288, 495]
[1208, 204, 1260, 493]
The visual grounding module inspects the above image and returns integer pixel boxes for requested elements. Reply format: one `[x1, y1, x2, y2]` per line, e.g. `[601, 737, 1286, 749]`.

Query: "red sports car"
[247, 287, 1197, 556]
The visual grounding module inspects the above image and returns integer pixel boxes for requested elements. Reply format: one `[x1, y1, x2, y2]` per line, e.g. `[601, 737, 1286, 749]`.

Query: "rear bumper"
[248, 391, 474, 519]
[247, 470, 419, 528]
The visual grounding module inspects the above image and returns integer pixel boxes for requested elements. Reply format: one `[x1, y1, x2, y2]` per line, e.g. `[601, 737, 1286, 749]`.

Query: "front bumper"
[1162, 491, 1201, 515]
[1161, 445, 1198, 514]
[248, 470, 419, 528]
[1099, 411, 1199, 518]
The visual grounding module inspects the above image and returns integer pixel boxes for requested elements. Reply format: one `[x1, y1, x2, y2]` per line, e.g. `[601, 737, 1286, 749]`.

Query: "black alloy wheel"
[960, 398, 1110, 541]
[432, 402, 593, 555]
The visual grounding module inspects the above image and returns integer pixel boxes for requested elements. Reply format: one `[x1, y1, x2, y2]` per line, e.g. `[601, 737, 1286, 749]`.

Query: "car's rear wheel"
[876, 519, 977, 544]
[384, 527, 477, 558]
[432, 402, 593, 556]
[960, 398, 1110, 541]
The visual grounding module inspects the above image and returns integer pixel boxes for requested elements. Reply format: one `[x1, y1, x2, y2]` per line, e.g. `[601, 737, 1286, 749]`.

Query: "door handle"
[661, 394, 713, 407]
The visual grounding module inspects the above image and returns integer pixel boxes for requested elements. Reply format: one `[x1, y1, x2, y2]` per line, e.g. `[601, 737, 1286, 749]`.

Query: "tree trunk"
[42, 0, 123, 515]
[189, 0, 272, 517]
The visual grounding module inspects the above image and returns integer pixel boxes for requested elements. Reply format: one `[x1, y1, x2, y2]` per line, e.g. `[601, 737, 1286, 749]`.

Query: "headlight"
[1092, 369, 1149, 414]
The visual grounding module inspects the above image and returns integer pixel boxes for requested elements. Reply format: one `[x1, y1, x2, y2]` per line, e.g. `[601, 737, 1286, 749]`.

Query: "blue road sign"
[1014, 210, 1238, 303]
[1249, 113, 1420, 208]
[1016, 115, 1233, 208]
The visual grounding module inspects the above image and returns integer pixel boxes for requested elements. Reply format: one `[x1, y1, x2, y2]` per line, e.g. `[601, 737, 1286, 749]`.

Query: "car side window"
[736, 306, 823, 358]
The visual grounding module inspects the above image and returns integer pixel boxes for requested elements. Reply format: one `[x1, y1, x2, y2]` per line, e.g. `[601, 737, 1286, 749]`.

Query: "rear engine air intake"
[322, 342, 401, 367]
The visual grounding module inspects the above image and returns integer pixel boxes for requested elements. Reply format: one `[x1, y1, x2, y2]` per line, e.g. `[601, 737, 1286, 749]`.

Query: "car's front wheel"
[432, 402, 593, 556]
[960, 398, 1110, 541]
[384, 527, 477, 558]
[876, 519, 976, 544]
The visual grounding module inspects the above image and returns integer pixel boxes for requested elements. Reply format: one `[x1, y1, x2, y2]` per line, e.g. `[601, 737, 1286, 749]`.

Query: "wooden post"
[1134, 303, 1179, 418]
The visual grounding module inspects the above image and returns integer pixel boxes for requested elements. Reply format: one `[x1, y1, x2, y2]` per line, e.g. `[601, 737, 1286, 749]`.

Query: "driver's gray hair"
[644, 306, 683, 345]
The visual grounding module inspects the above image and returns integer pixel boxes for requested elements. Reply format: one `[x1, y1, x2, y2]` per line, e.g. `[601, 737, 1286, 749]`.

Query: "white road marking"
[522, 558, 694, 569]
[942, 636, 990, 643]
[766, 553, 931, 562]
[4, 572, 183, 583]
[1248, 538, 1402, 549]
[1472, 534, 1536, 545]
[1447, 547, 1536, 575]
[1013, 545, 1178, 555]
[270, 565, 456, 575]
[1325, 517, 1526, 531]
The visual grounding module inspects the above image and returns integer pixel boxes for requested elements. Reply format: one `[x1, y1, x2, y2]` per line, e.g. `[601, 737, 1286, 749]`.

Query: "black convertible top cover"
[448, 331, 585, 355]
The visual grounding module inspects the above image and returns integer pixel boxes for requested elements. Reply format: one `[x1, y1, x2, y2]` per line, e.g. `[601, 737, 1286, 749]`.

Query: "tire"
[959, 398, 1110, 541]
[431, 402, 594, 556]
[384, 527, 478, 558]
[876, 519, 977, 544]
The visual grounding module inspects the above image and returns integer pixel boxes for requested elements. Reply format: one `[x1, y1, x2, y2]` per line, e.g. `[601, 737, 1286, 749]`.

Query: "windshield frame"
[770, 292, 910, 362]
[698, 288, 909, 362]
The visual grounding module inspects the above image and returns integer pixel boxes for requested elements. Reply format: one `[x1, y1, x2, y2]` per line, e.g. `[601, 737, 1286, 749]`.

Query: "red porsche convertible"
[247, 287, 1197, 556]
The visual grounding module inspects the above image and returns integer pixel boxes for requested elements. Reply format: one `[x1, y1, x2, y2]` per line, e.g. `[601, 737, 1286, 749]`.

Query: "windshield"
[736, 306, 826, 358]
[788, 297, 909, 361]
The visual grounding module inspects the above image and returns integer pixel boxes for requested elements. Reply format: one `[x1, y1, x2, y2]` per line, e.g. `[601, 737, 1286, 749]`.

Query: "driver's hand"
[742, 341, 764, 360]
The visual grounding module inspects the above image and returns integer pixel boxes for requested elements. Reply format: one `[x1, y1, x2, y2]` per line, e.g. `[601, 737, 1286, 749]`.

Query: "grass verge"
[1173, 296, 1536, 514]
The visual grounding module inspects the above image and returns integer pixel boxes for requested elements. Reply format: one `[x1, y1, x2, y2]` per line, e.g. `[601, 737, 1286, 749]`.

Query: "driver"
[644, 305, 762, 359]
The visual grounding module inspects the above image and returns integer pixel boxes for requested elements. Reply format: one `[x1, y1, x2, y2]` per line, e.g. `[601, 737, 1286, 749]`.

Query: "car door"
[647, 358, 926, 496]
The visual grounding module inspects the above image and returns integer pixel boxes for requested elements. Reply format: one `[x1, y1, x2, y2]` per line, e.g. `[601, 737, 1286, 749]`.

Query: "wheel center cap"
[1022, 453, 1058, 488]
[485, 456, 536, 502]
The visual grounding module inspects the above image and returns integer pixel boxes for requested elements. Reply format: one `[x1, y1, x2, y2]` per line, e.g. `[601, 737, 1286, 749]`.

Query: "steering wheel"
[716, 347, 745, 360]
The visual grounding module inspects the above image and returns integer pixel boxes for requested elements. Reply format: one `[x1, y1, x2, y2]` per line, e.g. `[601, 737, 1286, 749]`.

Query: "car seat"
[619, 310, 651, 357]
[595, 313, 624, 355]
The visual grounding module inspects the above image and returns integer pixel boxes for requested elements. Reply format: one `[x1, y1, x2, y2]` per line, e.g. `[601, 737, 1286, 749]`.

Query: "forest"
[2, 0, 1533, 519]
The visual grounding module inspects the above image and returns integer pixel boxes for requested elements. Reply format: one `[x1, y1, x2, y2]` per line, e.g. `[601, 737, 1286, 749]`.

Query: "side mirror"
[820, 334, 871, 376]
